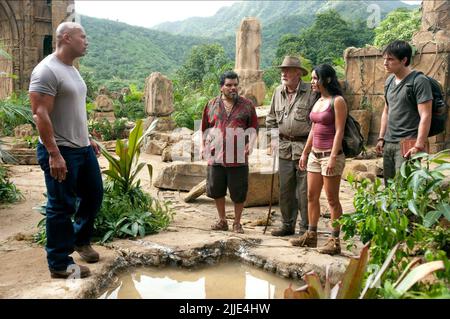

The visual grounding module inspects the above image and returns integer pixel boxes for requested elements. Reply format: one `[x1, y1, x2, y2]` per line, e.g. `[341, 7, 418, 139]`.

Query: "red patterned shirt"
[201, 96, 258, 167]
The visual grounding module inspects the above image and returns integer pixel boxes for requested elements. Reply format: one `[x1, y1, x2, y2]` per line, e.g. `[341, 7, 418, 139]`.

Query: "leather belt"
[312, 150, 343, 159]
[279, 133, 307, 142]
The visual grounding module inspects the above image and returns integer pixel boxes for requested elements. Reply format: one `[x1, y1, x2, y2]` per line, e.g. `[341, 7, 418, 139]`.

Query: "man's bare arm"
[404, 100, 432, 157]
[376, 103, 389, 155]
[30, 92, 67, 182]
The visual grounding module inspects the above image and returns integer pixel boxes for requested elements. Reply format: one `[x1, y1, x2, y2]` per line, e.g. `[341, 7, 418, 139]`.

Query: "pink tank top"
[309, 102, 335, 150]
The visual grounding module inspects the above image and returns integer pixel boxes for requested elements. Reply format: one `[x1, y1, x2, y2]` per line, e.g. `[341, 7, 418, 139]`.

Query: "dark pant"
[206, 165, 249, 204]
[37, 143, 103, 271]
[279, 158, 308, 232]
[383, 142, 406, 184]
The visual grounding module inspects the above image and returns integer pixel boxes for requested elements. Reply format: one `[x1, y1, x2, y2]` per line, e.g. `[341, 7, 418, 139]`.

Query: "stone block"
[94, 94, 114, 112]
[153, 162, 207, 191]
[144, 72, 174, 116]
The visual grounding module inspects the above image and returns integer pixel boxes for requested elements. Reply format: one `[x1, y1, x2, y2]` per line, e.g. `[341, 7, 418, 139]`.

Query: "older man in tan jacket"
[266, 56, 318, 237]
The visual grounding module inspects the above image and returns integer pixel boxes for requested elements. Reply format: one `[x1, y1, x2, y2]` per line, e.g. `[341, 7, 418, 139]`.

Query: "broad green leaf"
[103, 169, 122, 182]
[423, 210, 442, 228]
[120, 224, 134, 235]
[434, 163, 450, 172]
[102, 230, 115, 243]
[430, 150, 450, 163]
[138, 225, 146, 237]
[131, 222, 139, 236]
[137, 118, 159, 146]
[115, 138, 125, 157]
[407, 200, 419, 216]
[127, 119, 143, 161]
[361, 242, 400, 297]
[129, 162, 146, 185]
[394, 261, 445, 295]
[443, 204, 450, 221]
[400, 162, 407, 178]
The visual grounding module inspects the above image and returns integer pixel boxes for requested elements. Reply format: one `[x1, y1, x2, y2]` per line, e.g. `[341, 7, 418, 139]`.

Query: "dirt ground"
[0, 152, 363, 299]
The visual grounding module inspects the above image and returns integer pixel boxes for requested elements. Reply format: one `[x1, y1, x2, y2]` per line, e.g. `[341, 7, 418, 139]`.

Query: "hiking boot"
[74, 244, 100, 263]
[290, 231, 317, 247]
[298, 227, 308, 236]
[211, 219, 229, 231]
[271, 228, 294, 237]
[232, 223, 244, 234]
[50, 264, 91, 279]
[317, 237, 341, 255]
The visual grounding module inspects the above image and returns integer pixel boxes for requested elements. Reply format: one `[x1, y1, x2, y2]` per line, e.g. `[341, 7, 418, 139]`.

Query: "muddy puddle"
[99, 261, 303, 299]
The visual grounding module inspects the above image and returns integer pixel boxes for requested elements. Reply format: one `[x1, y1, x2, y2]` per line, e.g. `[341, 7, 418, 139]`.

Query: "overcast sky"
[74, 1, 422, 29]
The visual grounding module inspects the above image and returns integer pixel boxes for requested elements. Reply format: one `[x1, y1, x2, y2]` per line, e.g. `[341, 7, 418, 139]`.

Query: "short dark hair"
[312, 64, 343, 97]
[219, 71, 239, 86]
[382, 40, 412, 66]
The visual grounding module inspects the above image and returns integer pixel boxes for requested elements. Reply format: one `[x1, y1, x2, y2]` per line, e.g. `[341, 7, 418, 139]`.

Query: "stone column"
[142, 72, 177, 155]
[413, 0, 450, 43]
[412, 0, 450, 151]
[92, 93, 115, 122]
[234, 17, 266, 106]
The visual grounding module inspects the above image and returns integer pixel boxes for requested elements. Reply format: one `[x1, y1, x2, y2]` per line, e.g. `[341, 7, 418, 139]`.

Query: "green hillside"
[79, 15, 219, 88]
[154, 0, 416, 38]
[79, 1, 417, 90]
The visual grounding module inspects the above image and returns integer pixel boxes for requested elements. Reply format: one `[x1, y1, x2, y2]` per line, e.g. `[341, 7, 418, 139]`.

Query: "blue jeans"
[37, 143, 103, 271]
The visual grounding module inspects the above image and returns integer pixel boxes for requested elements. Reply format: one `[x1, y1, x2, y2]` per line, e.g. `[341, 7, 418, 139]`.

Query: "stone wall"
[0, 0, 74, 99]
[344, 0, 450, 152]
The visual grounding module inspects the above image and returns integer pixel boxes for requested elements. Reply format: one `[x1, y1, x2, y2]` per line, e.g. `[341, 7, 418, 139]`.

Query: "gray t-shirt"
[384, 71, 433, 143]
[29, 54, 90, 148]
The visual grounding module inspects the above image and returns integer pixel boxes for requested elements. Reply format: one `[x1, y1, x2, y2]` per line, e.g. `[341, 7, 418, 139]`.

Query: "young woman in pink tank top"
[290, 64, 347, 255]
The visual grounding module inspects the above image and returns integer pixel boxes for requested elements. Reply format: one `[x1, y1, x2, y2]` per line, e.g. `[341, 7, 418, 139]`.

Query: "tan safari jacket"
[266, 81, 318, 160]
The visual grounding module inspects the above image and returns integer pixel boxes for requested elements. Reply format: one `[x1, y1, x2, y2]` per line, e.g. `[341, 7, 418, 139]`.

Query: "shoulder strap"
[330, 95, 335, 111]
[384, 74, 396, 106]
[406, 70, 422, 105]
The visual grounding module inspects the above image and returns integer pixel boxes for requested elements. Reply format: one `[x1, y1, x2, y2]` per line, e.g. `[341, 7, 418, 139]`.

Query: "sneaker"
[317, 237, 341, 255]
[290, 231, 317, 247]
[50, 264, 91, 279]
[271, 228, 295, 237]
[211, 220, 229, 231]
[232, 223, 244, 234]
[74, 244, 100, 263]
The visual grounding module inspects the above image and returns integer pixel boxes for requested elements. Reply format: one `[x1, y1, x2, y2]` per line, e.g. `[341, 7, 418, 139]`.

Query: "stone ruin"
[1, 124, 38, 165]
[344, 0, 450, 152]
[0, 0, 75, 100]
[142, 72, 193, 161]
[234, 17, 266, 106]
[91, 87, 116, 122]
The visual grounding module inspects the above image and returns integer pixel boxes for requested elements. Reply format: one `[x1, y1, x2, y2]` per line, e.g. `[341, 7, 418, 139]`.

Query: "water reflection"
[99, 262, 301, 299]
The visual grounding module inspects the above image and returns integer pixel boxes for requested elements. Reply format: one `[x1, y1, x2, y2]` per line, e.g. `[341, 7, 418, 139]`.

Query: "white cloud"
[74, 0, 236, 28]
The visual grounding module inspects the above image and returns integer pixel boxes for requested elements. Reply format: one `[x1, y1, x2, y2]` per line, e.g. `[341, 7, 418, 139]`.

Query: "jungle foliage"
[95, 119, 174, 242]
[337, 151, 450, 298]
[374, 8, 422, 48]
[0, 166, 23, 204]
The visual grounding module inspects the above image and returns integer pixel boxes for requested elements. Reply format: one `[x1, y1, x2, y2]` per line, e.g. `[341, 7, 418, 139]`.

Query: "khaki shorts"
[307, 151, 346, 176]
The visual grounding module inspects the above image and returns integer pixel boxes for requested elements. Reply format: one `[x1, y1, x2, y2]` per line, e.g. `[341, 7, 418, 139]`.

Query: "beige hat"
[278, 56, 308, 77]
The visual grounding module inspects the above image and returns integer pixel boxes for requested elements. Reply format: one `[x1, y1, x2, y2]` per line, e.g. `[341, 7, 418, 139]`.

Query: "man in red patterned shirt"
[201, 71, 258, 234]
